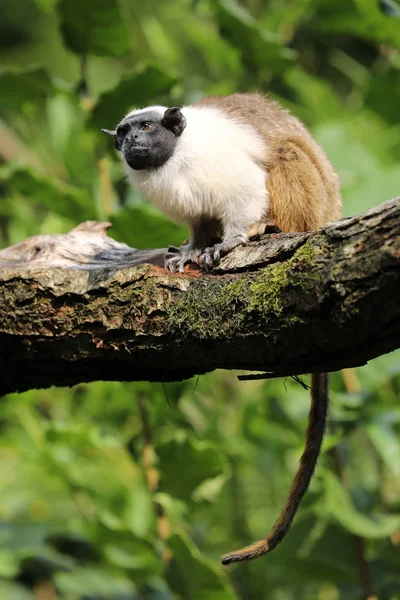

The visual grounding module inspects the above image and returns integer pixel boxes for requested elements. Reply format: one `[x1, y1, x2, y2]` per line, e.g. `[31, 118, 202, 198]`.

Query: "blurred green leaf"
[154, 493, 188, 527]
[366, 422, 400, 477]
[313, 121, 400, 216]
[284, 68, 341, 120]
[0, 549, 19, 577]
[365, 72, 400, 124]
[379, 0, 400, 17]
[124, 485, 155, 538]
[166, 532, 236, 600]
[89, 65, 178, 131]
[0, 67, 53, 111]
[322, 470, 400, 537]
[316, 0, 400, 47]
[134, 580, 174, 600]
[0, 581, 33, 600]
[111, 204, 187, 249]
[1, 2, 400, 598]
[104, 537, 160, 576]
[34, 0, 57, 13]
[156, 433, 229, 503]
[192, 473, 228, 503]
[55, 565, 136, 596]
[214, 0, 295, 73]
[0, 165, 94, 222]
[17, 549, 75, 586]
[58, 0, 131, 57]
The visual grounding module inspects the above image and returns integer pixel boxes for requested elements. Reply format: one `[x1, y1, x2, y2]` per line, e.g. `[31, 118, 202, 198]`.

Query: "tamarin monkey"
[103, 93, 342, 564]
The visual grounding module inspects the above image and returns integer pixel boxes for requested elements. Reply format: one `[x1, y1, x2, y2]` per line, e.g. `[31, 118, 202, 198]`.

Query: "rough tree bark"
[0, 198, 399, 396]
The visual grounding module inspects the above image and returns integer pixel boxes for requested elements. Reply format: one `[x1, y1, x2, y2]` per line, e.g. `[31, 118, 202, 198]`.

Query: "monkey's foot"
[164, 247, 201, 273]
[200, 236, 246, 270]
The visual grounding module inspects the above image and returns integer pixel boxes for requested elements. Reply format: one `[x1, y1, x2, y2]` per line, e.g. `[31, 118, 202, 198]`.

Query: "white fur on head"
[124, 105, 269, 238]
[125, 106, 167, 119]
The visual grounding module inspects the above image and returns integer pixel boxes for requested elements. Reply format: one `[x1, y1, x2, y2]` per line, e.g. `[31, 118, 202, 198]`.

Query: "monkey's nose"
[124, 133, 137, 146]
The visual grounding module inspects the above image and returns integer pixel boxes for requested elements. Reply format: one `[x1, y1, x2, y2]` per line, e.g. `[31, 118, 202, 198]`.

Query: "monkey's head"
[102, 106, 186, 170]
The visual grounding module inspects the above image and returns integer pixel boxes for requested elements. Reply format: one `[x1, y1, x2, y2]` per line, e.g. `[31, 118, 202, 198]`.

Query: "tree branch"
[0, 198, 399, 396]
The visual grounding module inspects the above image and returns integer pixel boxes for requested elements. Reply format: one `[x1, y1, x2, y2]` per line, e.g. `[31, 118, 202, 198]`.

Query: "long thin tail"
[221, 373, 328, 565]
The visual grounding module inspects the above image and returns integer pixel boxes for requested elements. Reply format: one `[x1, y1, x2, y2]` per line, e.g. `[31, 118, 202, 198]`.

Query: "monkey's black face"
[109, 107, 186, 171]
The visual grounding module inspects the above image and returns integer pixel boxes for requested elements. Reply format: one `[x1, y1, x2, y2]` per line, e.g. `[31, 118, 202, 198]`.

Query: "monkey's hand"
[165, 232, 248, 273]
[164, 244, 202, 273]
[200, 234, 247, 271]
[197, 222, 279, 270]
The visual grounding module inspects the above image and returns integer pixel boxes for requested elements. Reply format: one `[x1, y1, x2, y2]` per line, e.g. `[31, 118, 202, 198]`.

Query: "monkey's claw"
[165, 254, 190, 273]
[200, 246, 221, 270]
[164, 249, 201, 273]
[200, 236, 246, 270]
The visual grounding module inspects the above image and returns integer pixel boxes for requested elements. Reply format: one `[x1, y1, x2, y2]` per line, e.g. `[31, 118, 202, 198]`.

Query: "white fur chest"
[125, 106, 269, 226]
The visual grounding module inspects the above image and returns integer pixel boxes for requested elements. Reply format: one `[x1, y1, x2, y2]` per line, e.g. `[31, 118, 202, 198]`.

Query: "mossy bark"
[0, 198, 399, 395]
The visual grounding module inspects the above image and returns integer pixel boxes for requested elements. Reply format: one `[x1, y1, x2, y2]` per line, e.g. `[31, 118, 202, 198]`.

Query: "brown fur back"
[194, 93, 342, 231]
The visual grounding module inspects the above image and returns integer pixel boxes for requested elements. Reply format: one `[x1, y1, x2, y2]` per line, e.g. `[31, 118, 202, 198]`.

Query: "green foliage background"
[0, 0, 400, 598]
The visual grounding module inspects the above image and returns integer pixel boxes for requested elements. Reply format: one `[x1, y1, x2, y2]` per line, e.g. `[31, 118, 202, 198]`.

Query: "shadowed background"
[0, 0, 400, 598]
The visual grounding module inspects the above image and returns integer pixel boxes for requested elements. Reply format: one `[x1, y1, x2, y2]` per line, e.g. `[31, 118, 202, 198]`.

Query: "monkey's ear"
[161, 107, 186, 137]
[101, 128, 121, 150]
[101, 128, 117, 136]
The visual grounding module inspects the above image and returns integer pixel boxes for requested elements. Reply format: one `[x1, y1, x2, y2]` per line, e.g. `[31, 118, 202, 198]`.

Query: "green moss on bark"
[168, 241, 318, 338]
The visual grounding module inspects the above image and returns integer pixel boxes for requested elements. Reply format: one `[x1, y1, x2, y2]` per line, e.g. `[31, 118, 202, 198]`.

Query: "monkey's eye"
[141, 122, 151, 131]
